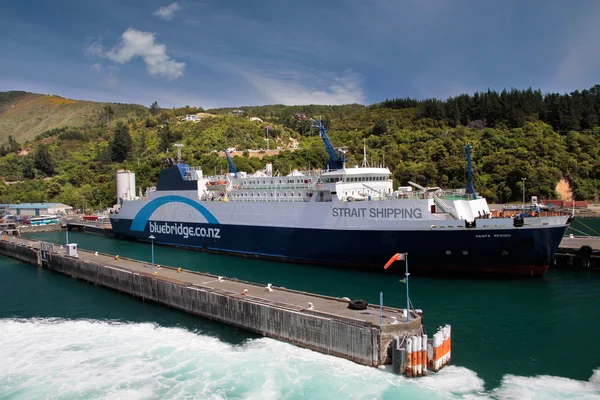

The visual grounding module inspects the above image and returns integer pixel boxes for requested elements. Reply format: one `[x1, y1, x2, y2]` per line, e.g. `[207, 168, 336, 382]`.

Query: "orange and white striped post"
[406, 337, 413, 377]
[422, 334, 428, 374]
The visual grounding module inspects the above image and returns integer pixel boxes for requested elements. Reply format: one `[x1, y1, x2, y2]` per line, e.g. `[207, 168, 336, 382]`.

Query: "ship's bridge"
[319, 167, 393, 201]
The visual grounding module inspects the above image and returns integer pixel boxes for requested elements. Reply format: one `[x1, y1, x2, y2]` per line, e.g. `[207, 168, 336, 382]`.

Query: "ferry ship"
[110, 121, 570, 277]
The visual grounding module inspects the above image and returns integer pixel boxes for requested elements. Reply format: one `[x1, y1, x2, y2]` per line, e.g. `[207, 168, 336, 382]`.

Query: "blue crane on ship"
[312, 119, 347, 170]
[225, 149, 237, 174]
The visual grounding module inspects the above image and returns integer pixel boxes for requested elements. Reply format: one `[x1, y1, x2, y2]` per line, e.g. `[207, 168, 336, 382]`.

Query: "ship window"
[298, 193, 301, 196]
[251, 193, 254, 196]
[270, 193, 273, 196]
[279, 180, 282, 184]
[264, 192, 267, 197]
[284, 193, 287, 196]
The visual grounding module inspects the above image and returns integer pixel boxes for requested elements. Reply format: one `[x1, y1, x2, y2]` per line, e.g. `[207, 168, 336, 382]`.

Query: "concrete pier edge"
[0, 237, 426, 372]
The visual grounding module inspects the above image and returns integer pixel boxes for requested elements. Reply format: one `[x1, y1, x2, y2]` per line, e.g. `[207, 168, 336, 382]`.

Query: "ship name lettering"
[331, 207, 422, 219]
[494, 233, 511, 238]
[476, 234, 491, 238]
[149, 221, 221, 239]
[332, 208, 366, 218]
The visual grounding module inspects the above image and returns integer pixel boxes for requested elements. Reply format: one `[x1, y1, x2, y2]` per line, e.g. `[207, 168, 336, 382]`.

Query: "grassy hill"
[0, 91, 148, 144]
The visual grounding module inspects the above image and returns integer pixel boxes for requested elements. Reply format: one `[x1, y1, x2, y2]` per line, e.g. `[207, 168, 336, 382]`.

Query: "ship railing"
[229, 197, 308, 203]
[231, 183, 315, 190]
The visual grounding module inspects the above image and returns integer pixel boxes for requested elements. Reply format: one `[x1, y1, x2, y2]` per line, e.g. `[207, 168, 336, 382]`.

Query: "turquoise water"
[1, 231, 599, 399]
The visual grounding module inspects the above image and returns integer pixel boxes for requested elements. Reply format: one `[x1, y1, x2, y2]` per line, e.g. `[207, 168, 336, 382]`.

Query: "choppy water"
[0, 231, 598, 399]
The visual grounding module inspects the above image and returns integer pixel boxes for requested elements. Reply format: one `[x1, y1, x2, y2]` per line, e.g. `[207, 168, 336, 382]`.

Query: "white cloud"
[85, 42, 104, 57]
[103, 29, 185, 80]
[153, 2, 181, 20]
[90, 63, 101, 73]
[238, 68, 365, 105]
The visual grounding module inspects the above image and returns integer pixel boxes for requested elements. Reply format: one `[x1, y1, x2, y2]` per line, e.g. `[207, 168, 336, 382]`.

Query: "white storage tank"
[116, 170, 136, 203]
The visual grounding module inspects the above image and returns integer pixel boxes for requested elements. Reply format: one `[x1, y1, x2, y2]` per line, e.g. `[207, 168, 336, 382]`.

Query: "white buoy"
[265, 283, 273, 292]
[341, 297, 351, 301]
[307, 302, 314, 310]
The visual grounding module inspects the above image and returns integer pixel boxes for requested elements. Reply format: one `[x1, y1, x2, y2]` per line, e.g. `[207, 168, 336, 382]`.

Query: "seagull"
[264, 283, 273, 292]
[241, 289, 249, 296]
[390, 316, 400, 325]
[217, 276, 224, 282]
[94, 251, 98, 256]
[307, 302, 314, 310]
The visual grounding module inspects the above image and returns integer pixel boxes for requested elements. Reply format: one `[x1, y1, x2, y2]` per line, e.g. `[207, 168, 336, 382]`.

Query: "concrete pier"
[554, 236, 600, 270]
[0, 237, 430, 372]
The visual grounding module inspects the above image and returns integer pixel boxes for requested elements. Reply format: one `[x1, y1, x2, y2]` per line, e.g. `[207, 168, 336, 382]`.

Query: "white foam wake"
[0, 319, 597, 399]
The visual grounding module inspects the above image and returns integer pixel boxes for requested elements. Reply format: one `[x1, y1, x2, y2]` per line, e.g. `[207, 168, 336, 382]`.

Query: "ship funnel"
[266, 163, 273, 176]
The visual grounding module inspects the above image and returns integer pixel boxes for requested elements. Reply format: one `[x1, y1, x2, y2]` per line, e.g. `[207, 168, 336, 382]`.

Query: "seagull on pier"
[240, 289, 249, 296]
[264, 283, 273, 292]
[94, 251, 98, 256]
[307, 302, 314, 310]
[217, 276, 224, 282]
[390, 316, 400, 325]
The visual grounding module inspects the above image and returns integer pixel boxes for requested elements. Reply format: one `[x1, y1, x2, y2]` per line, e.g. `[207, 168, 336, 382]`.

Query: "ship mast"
[465, 143, 476, 195]
[362, 139, 369, 168]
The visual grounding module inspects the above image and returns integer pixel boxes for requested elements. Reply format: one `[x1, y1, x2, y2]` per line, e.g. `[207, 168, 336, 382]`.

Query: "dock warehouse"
[8, 203, 73, 217]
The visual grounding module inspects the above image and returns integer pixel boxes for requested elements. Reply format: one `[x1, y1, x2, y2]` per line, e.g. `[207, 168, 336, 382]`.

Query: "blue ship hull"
[111, 218, 567, 277]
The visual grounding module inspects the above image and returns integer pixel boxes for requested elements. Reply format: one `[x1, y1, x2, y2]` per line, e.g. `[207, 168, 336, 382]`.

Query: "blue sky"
[1, 0, 599, 108]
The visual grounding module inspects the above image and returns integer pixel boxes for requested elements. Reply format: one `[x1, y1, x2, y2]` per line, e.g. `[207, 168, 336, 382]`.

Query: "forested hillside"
[0, 85, 598, 211]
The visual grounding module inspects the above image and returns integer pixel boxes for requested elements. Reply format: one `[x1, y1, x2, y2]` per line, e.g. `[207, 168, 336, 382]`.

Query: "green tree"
[158, 122, 181, 152]
[22, 157, 36, 179]
[150, 101, 161, 116]
[33, 144, 55, 175]
[110, 121, 133, 162]
[7, 135, 19, 153]
[104, 104, 115, 125]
